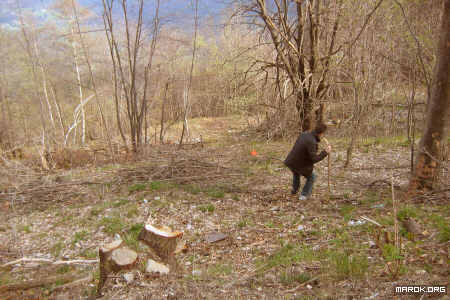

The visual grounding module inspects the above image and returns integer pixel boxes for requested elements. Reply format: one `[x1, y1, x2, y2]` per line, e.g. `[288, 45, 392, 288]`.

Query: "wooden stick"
[328, 155, 331, 195]
[322, 137, 331, 196]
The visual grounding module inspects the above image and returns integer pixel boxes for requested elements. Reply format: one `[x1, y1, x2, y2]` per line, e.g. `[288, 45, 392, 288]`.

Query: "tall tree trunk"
[179, 0, 198, 148]
[71, 0, 114, 157]
[409, 0, 450, 192]
[71, 24, 86, 145]
[296, 94, 313, 132]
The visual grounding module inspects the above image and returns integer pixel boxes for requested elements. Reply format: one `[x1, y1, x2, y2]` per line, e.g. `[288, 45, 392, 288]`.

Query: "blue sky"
[0, 0, 228, 28]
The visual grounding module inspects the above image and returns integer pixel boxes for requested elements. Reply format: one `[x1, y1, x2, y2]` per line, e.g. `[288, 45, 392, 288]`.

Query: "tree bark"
[409, 0, 450, 192]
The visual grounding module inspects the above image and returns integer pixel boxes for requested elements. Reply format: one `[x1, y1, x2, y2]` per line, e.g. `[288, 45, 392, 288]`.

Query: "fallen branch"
[0, 273, 83, 292]
[51, 274, 93, 293]
[351, 165, 409, 171]
[6, 181, 105, 196]
[1, 257, 98, 269]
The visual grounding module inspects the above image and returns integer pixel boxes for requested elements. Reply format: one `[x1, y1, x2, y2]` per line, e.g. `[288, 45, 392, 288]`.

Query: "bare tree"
[409, 0, 450, 192]
[179, 0, 199, 147]
[238, 0, 344, 131]
[70, 0, 114, 157]
[102, 0, 161, 153]
[16, 2, 50, 147]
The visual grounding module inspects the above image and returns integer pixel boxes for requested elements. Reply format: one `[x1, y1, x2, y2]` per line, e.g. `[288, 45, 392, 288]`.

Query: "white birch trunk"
[71, 23, 86, 145]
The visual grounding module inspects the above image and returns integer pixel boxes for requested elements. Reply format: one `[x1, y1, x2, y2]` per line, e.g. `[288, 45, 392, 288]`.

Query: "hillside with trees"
[0, 0, 448, 299]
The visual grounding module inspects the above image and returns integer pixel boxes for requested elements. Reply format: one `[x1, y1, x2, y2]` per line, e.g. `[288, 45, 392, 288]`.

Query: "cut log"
[97, 240, 137, 295]
[100, 239, 123, 253]
[138, 224, 183, 260]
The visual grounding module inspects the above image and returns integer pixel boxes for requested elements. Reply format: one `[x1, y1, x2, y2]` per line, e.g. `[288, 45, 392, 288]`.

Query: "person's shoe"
[299, 195, 307, 201]
[291, 190, 297, 195]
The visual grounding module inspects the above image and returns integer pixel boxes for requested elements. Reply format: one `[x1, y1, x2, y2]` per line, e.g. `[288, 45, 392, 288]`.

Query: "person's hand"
[326, 145, 332, 153]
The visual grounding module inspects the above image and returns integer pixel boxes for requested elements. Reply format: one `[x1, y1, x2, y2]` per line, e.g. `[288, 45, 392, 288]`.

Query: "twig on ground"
[361, 215, 383, 227]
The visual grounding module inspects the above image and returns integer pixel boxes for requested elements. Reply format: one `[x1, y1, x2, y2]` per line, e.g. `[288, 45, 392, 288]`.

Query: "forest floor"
[0, 115, 449, 300]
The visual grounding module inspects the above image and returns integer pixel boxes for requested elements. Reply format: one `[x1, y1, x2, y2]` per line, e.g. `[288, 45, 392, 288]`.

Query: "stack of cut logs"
[97, 222, 184, 295]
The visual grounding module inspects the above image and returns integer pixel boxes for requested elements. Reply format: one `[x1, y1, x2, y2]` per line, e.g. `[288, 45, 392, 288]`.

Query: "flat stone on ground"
[205, 232, 227, 243]
[145, 259, 169, 274]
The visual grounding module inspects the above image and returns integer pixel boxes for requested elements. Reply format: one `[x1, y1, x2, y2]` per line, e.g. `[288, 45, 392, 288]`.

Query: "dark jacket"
[284, 131, 328, 177]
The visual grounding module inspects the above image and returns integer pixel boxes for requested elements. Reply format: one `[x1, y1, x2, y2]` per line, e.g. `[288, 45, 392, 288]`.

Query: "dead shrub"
[48, 147, 95, 169]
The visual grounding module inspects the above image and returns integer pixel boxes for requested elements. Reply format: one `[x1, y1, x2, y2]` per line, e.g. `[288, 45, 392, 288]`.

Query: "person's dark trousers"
[301, 172, 316, 197]
[291, 171, 316, 197]
[291, 171, 300, 195]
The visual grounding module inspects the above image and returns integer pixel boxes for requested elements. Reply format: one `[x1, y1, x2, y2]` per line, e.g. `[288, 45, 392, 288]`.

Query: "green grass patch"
[149, 181, 163, 191]
[362, 191, 379, 204]
[128, 183, 147, 193]
[19, 224, 32, 233]
[256, 243, 319, 273]
[0, 273, 12, 285]
[126, 205, 139, 218]
[99, 217, 126, 235]
[280, 269, 311, 285]
[148, 181, 174, 191]
[329, 230, 352, 248]
[265, 221, 275, 229]
[51, 241, 65, 257]
[429, 214, 449, 242]
[123, 223, 144, 251]
[182, 184, 202, 195]
[80, 249, 97, 259]
[339, 204, 355, 222]
[377, 214, 394, 226]
[112, 198, 130, 207]
[361, 135, 410, 148]
[382, 244, 403, 262]
[89, 207, 103, 218]
[72, 230, 89, 246]
[237, 217, 253, 229]
[208, 262, 233, 277]
[329, 251, 368, 280]
[397, 206, 419, 221]
[55, 214, 74, 227]
[199, 203, 215, 213]
[56, 265, 71, 274]
[179, 183, 227, 198]
[206, 188, 225, 199]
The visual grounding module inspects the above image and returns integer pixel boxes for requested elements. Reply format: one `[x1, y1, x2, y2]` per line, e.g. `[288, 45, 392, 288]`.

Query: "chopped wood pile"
[97, 221, 184, 296]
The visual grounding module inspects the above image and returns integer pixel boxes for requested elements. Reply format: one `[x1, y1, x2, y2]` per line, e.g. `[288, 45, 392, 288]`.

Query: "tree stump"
[138, 224, 183, 270]
[138, 224, 182, 259]
[97, 240, 137, 295]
